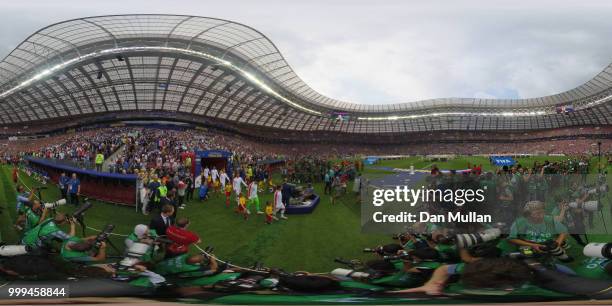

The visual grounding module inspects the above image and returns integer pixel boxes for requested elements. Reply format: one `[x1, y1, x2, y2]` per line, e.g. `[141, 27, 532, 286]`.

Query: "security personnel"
[157, 181, 169, 206]
[21, 213, 75, 249]
[95, 152, 105, 172]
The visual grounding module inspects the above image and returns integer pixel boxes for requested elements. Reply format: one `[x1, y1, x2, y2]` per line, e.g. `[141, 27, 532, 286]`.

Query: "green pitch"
[0, 155, 609, 272]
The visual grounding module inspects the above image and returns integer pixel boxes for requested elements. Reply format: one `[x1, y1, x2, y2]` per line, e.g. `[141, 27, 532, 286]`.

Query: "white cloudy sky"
[0, 0, 611, 104]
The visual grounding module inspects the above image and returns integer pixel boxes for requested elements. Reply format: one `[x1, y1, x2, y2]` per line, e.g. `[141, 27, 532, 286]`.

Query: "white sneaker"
[256, 211, 264, 215]
[280, 215, 288, 220]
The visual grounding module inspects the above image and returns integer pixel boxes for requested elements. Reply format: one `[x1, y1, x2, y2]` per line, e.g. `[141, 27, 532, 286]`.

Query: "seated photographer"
[60, 236, 107, 264]
[21, 213, 75, 250]
[552, 199, 587, 246]
[508, 201, 569, 255]
[125, 224, 159, 263]
[394, 242, 524, 294]
[369, 248, 442, 288]
[165, 217, 201, 258]
[15, 197, 48, 232]
[15, 185, 34, 212]
[154, 252, 219, 277]
[397, 257, 533, 295]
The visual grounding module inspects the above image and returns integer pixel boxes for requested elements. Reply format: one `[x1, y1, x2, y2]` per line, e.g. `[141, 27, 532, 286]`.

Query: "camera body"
[94, 224, 115, 247]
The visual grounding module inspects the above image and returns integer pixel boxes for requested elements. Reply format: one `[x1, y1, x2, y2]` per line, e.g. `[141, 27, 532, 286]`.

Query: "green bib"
[154, 253, 201, 275]
[158, 186, 168, 197]
[23, 207, 40, 232]
[60, 236, 90, 261]
[22, 219, 61, 247]
[575, 258, 612, 280]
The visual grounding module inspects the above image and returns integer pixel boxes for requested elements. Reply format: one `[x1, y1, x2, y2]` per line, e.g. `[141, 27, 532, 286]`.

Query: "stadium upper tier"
[0, 14, 611, 133]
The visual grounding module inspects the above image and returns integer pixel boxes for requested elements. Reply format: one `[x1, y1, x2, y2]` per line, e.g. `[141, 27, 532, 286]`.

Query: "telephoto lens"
[568, 201, 599, 212]
[0, 245, 30, 257]
[455, 228, 501, 249]
[583, 243, 612, 259]
[43, 198, 67, 209]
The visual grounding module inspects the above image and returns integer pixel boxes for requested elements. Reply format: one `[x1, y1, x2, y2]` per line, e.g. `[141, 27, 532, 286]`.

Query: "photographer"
[125, 224, 159, 263]
[15, 196, 48, 232]
[21, 213, 75, 250]
[369, 248, 442, 288]
[154, 252, 219, 277]
[15, 185, 32, 212]
[508, 201, 571, 260]
[60, 236, 107, 263]
[552, 198, 587, 246]
[396, 243, 528, 295]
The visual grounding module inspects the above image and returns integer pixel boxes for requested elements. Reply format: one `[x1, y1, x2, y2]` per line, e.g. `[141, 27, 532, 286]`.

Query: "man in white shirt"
[203, 167, 210, 182]
[194, 173, 203, 193]
[273, 185, 288, 220]
[211, 167, 219, 184]
[232, 173, 247, 207]
[247, 179, 263, 214]
[219, 170, 229, 191]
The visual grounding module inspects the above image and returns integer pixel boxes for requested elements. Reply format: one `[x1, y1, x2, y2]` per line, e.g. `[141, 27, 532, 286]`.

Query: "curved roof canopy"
[0, 14, 610, 133]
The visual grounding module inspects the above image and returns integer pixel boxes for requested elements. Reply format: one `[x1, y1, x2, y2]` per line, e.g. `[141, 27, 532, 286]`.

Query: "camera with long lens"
[586, 184, 609, 195]
[43, 198, 67, 209]
[94, 224, 115, 247]
[568, 201, 599, 212]
[0, 244, 32, 257]
[541, 240, 573, 262]
[583, 242, 612, 259]
[455, 228, 501, 249]
[68, 201, 93, 222]
[382, 251, 411, 261]
[363, 244, 403, 256]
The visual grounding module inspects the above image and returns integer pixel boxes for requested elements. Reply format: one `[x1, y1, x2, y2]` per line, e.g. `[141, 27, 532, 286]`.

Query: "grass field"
[0, 165, 386, 272]
[1, 155, 610, 273]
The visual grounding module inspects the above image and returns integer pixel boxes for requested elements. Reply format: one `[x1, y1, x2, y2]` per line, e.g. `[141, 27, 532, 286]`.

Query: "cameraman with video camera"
[21, 212, 76, 250]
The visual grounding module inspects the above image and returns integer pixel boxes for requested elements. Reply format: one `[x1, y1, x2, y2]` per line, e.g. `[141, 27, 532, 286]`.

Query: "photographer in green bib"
[60, 236, 108, 264]
[21, 212, 75, 250]
[14, 189, 49, 233]
[154, 251, 219, 278]
[393, 241, 535, 295]
[508, 201, 572, 262]
[125, 224, 160, 263]
[368, 247, 443, 288]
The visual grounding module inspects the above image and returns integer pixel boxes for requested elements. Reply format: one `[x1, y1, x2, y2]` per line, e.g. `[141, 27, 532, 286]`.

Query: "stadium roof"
[0, 14, 610, 133]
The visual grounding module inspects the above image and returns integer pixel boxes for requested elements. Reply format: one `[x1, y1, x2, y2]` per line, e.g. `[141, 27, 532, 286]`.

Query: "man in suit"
[149, 204, 175, 236]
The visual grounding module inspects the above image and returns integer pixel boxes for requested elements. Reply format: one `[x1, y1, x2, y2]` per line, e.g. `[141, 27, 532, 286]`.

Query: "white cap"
[134, 224, 148, 238]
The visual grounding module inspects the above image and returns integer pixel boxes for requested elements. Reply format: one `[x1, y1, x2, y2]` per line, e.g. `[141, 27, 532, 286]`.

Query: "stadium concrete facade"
[0, 14, 611, 134]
